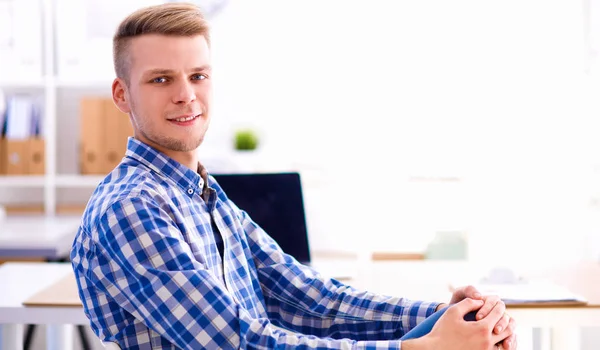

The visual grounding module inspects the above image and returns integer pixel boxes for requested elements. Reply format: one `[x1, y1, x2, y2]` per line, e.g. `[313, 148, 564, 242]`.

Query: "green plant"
[234, 129, 259, 151]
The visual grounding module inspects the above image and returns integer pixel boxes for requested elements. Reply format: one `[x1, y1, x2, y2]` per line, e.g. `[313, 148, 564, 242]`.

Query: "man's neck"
[166, 150, 199, 172]
[135, 136, 199, 172]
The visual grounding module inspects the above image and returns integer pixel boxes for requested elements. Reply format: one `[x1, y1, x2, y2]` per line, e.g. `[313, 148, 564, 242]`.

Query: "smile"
[170, 114, 201, 122]
[169, 113, 202, 124]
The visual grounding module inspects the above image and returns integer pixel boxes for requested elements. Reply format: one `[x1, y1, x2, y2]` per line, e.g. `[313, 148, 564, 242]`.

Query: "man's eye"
[192, 74, 207, 81]
[152, 77, 167, 83]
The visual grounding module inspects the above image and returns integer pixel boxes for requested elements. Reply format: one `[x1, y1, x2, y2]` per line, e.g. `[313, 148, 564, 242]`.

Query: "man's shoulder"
[82, 165, 171, 227]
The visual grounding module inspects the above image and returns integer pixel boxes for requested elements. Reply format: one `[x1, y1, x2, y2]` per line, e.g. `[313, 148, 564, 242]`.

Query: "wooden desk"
[23, 273, 81, 307]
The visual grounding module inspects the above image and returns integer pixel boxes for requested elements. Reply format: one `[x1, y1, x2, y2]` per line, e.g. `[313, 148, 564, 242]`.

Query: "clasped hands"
[434, 285, 517, 350]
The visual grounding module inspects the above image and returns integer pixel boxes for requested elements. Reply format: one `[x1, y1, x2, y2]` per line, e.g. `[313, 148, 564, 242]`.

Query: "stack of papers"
[1, 95, 42, 139]
[450, 281, 587, 305]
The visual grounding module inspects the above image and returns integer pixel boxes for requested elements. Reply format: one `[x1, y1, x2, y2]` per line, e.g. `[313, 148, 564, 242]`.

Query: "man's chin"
[145, 138, 202, 154]
[168, 139, 204, 153]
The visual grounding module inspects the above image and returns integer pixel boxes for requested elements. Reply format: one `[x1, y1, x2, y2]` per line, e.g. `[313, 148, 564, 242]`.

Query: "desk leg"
[46, 325, 73, 350]
[514, 326, 534, 350]
[551, 327, 581, 350]
[539, 327, 552, 350]
[1, 324, 23, 350]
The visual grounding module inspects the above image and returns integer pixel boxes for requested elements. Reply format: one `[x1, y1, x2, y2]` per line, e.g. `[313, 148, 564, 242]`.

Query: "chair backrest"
[102, 341, 122, 350]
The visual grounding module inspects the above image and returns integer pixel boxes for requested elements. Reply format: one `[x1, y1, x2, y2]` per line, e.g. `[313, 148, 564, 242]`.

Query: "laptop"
[211, 172, 312, 265]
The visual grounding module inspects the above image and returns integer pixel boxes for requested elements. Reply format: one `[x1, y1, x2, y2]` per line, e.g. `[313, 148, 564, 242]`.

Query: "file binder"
[0, 138, 6, 174]
[2, 138, 44, 175]
[80, 97, 133, 174]
[103, 99, 132, 172]
[80, 97, 106, 174]
[5, 139, 27, 175]
[27, 137, 45, 174]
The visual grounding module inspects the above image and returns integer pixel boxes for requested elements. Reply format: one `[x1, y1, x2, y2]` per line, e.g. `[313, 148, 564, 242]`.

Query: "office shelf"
[55, 79, 113, 89]
[1, 0, 248, 215]
[0, 0, 91, 215]
[0, 176, 46, 187]
[55, 175, 104, 188]
[0, 80, 46, 89]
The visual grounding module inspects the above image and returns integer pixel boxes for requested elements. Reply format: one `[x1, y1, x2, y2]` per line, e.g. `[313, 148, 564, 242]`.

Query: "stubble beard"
[139, 126, 203, 152]
[130, 106, 205, 153]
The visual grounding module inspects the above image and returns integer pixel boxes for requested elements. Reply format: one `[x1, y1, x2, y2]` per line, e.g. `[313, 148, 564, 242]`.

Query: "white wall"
[200, 0, 600, 268]
[4, 0, 598, 265]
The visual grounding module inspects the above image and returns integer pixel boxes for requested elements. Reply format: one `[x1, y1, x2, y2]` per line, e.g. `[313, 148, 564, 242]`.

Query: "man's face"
[121, 34, 212, 154]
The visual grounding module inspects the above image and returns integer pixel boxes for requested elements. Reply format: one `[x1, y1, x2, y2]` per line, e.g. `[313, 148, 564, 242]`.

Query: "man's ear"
[112, 77, 131, 114]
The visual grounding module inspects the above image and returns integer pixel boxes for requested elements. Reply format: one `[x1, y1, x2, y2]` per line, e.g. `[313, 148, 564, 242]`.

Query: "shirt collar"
[125, 137, 205, 193]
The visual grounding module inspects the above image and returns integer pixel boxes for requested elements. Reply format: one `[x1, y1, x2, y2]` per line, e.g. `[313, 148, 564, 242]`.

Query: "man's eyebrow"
[190, 65, 212, 72]
[143, 69, 175, 77]
[142, 66, 212, 77]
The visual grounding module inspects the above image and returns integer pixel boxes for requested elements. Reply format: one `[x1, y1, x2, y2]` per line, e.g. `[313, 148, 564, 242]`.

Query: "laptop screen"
[211, 172, 312, 264]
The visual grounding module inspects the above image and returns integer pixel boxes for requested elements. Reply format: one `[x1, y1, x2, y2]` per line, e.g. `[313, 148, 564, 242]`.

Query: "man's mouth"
[168, 113, 202, 123]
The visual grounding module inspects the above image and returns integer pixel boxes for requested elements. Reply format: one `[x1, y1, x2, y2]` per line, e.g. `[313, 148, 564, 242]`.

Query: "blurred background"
[1, 0, 600, 348]
[2, 0, 600, 276]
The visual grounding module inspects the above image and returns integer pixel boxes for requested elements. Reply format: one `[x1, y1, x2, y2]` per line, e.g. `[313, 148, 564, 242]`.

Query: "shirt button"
[187, 188, 194, 195]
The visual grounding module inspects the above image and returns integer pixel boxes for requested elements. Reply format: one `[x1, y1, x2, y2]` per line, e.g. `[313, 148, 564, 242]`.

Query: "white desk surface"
[0, 216, 81, 258]
[1, 260, 599, 326]
[0, 262, 88, 324]
[354, 260, 600, 329]
[1, 260, 599, 350]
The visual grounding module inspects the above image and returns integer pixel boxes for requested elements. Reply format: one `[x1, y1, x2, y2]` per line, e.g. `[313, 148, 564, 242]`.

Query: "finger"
[502, 319, 517, 349]
[476, 296, 501, 320]
[502, 334, 516, 350]
[450, 287, 465, 304]
[450, 285, 482, 305]
[450, 297, 485, 317]
[493, 313, 510, 334]
[481, 299, 506, 330]
[463, 285, 483, 300]
[509, 334, 517, 350]
[493, 317, 516, 347]
[477, 295, 506, 320]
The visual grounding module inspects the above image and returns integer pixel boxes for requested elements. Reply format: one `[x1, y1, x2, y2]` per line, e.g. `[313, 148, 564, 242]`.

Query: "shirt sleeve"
[236, 208, 442, 341]
[89, 195, 411, 349]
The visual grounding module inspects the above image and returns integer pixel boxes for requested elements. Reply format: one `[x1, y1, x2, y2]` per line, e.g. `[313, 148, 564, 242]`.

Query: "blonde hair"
[113, 2, 211, 84]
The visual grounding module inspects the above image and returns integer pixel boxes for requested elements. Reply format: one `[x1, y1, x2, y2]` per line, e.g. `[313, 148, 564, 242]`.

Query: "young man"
[71, 3, 516, 349]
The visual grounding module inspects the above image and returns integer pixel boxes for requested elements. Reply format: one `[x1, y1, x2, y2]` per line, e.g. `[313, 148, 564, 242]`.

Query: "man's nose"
[173, 81, 197, 104]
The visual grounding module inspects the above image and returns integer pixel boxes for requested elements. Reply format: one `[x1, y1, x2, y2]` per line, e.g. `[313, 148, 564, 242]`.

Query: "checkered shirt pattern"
[71, 137, 441, 349]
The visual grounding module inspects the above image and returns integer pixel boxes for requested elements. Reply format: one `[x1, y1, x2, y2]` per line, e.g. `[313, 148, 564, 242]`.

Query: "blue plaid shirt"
[71, 138, 441, 349]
